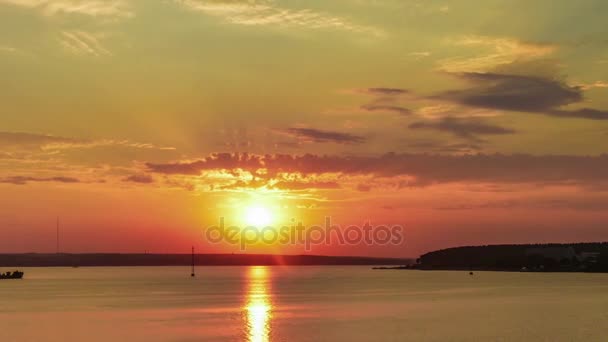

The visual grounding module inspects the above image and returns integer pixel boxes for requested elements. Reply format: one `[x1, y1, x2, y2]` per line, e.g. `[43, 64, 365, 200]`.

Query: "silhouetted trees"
[418, 243, 608, 272]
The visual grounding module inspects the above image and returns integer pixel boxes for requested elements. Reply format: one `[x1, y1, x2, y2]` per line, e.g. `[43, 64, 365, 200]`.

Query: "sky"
[1, 0, 608, 257]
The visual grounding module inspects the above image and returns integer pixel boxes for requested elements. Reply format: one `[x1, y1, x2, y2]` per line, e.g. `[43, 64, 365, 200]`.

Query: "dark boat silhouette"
[191, 246, 196, 277]
[0, 271, 24, 280]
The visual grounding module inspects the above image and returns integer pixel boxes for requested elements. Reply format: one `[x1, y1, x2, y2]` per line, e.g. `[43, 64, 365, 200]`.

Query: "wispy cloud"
[0, 0, 133, 18]
[123, 174, 155, 184]
[407, 140, 482, 154]
[439, 35, 557, 72]
[0, 131, 81, 149]
[0, 131, 176, 151]
[352, 87, 409, 96]
[0, 45, 18, 53]
[409, 117, 516, 142]
[408, 51, 431, 59]
[277, 127, 366, 144]
[0, 175, 80, 185]
[59, 30, 112, 56]
[578, 81, 608, 90]
[174, 0, 384, 36]
[352, 87, 412, 116]
[361, 104, 411, 115]
[416, 105, 502, 119]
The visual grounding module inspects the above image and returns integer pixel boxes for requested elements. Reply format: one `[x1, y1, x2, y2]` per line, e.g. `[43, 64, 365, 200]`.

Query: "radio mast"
[56, 217, 60, 254]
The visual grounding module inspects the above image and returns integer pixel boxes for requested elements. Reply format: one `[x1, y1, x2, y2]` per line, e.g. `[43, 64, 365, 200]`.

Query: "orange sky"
[1, 0, 608, 257]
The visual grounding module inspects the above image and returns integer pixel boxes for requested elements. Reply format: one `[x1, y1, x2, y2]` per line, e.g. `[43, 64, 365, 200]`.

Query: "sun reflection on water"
[244, 266, 273, 342]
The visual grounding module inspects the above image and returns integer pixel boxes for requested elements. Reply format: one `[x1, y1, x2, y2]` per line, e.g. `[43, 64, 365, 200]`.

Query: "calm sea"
[0, 266, 607, 341]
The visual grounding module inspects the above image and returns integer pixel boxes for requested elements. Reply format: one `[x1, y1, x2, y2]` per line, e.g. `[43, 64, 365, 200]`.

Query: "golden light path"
[244, 266, 273, 342]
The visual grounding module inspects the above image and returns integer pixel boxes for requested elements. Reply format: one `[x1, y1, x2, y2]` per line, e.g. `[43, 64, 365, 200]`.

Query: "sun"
[245, 206, 273, 227]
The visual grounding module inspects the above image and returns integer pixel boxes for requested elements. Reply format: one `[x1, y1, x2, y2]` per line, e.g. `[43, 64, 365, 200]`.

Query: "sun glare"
[245, 206, 273, 227]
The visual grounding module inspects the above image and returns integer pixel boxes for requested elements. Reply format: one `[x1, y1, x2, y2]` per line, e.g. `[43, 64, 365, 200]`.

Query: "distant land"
[415, 242, 608, 272]
[5, 242, 608, 271]
[0, 253, 413, 267]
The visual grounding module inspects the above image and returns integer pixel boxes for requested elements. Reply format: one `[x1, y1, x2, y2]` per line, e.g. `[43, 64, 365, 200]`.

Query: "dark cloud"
[549, 108, 608, 120]
[354, 87, 412, 116]
[435, 72, 608, 120]
[365, 88, 409, 96]
[123, 174, 154, 184]
[361, 104, 411, 115]
[436, 73, 581, 112]
[0, 176, 80, 185]
[147, 153, 608, 186]
[409, 117, 516, 142]
[279, 128, 365, 144]
[408, 141, 482, 154]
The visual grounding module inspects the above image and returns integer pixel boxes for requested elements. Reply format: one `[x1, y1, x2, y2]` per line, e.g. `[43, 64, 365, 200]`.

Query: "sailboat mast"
[56, 217, 59, 254]
[191, 246, 195, 277]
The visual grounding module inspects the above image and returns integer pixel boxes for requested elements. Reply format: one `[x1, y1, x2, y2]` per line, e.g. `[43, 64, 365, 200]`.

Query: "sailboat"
[191, 246, 196, 277]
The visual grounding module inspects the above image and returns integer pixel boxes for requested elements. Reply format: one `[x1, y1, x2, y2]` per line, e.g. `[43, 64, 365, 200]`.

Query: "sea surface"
[0, 266, 607, 341]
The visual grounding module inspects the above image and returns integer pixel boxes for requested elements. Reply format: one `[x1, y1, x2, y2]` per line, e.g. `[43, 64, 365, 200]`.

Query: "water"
[1, 266, 607, 341]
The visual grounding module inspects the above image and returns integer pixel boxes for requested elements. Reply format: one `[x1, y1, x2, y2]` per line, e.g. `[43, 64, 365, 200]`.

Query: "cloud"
[407, 141, 482, 154]
[0, 131, 82, 149]
[278, 127, 366, 144]
[0, 176, 80, 185]
[437, 73, 580, 112]
[415, 104, 502, 119]
[429, 35, 608, 119]
[348, 63, 608, 121]
[409, 117, 515, 142]
[272, 180, 340, 191]
[439, 35, 557, 73]
[578, 81, 608, 90]
[408, 51, 431, 58]
[348, 87, 412, 116]
[212, 178, 340, 191]
[0, 131, 176, 151]
[356, 87, 409, 96]
[174, 0, 383, 36]
[548, 108, 608, 120]
[0, 46, 18, 54]
[434, 72, 608, 120]
[147, 153, 608, 187]
[59, 31, 112, 56]
[123, 174, 154, 184]
[0, 0, 133, 18]
[360, 104, 411, 115]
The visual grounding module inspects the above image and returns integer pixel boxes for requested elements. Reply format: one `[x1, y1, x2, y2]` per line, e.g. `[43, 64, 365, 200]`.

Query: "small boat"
[191, 246, 196, 278]
[0, 271, 24, 280]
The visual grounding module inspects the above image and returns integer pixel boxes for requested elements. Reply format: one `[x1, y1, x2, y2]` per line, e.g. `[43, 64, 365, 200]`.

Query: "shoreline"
[0, 253, 413, 267]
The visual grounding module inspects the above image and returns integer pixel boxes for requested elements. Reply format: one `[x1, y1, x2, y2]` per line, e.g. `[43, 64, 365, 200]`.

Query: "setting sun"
[245, 206, 273, 227]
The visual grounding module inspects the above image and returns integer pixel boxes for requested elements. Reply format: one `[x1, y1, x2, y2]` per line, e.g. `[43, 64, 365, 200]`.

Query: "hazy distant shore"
[0, 253, 413, 267]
